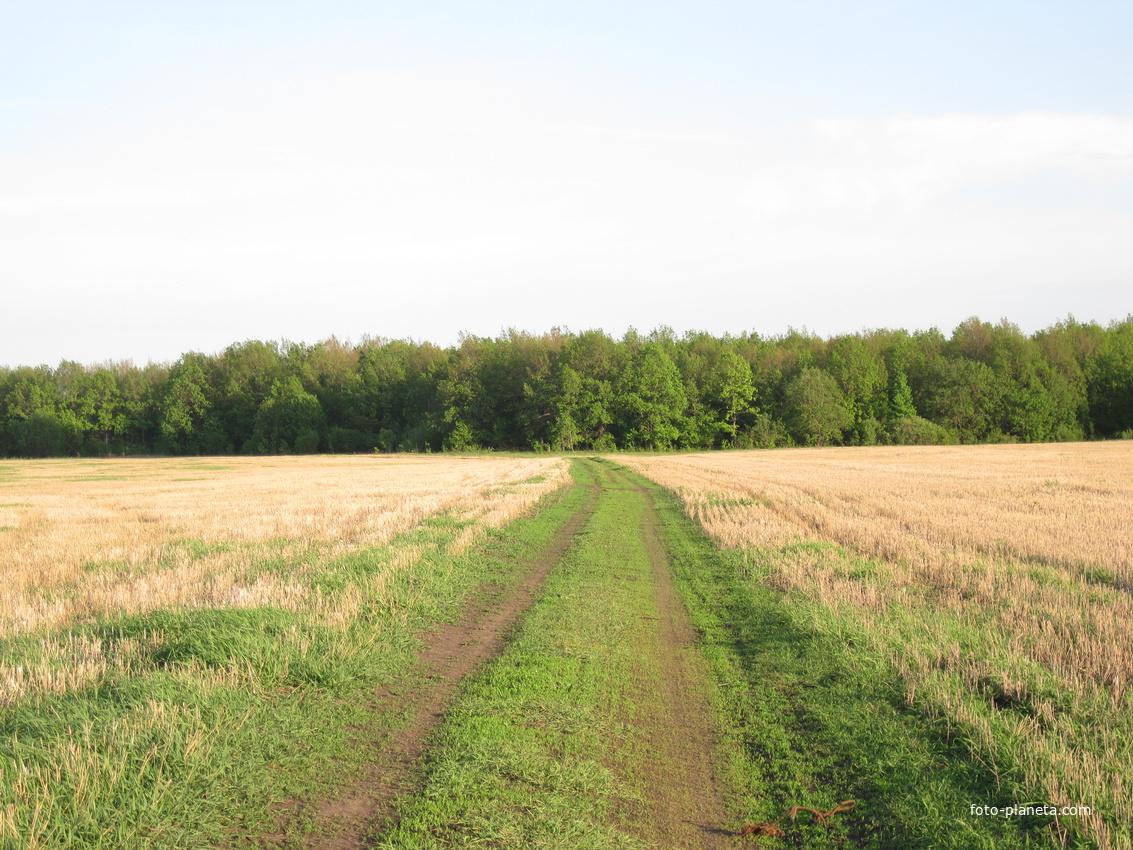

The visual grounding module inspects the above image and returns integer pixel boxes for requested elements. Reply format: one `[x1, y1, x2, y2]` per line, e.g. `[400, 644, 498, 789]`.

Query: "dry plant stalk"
[0, 454, 567, 703]
[616, 443, 1133, 850]
[739, 799, 856, 839]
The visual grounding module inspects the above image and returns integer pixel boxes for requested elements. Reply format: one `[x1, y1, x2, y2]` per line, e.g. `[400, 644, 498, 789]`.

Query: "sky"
[2, 1, 1132, 366]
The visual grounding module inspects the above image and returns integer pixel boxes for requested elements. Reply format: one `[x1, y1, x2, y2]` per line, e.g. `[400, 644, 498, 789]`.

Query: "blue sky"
[2, 1, 1132, 365]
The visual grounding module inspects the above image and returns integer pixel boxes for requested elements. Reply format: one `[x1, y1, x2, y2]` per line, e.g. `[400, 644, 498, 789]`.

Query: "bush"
[16, 411, 82, 457]
[590, 433, 617, 452]
[853, 416, 882, 446]
[293, 428, 321, 454]
[375, 428, 398, 453]
[1051, 423, 1085, 442]
[889, 416, 957, 446]
[742, 415, 792, 449]
[328, 426, 370, 453]
[398, 425, 431, 453]
[444, 421, 479, 452]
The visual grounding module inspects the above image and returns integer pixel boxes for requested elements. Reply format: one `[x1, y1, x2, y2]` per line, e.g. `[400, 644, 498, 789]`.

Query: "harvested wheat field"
[0, 455, 568, 640]
[0, 454, 568, 847]
[616, 442, 1133, 849]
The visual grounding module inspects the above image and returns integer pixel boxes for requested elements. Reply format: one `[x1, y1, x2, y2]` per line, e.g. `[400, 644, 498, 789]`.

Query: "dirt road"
[277, 459, 738, 848]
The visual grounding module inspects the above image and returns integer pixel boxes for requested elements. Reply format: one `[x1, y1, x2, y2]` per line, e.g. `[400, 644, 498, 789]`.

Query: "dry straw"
[617, 442, 1133, 850]
[0, 454, 568, 704]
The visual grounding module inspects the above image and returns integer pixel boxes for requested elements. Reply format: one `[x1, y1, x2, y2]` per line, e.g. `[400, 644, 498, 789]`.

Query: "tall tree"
[712, 350, 756, 447]
[826, 335, 888, 444]
[214, 341, 285, 451]
[252, 375, 327, 453]
[159, 356, 217, 453]
[615, 343, 687, 450]
[783, 368, 852, 447]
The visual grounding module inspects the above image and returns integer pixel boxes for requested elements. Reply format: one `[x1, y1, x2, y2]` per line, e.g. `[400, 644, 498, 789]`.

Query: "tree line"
[1, 317, 1131, 458]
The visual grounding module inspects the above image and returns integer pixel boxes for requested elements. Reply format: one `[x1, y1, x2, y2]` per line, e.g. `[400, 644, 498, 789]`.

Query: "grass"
[372, 457, 1077, 848]
[618, 445, 1127, 848]
[0, 516, 459, 847]
[375, 459, 658, 848]
[632, 460, 1067, 849]
[0, 456, 570, 848]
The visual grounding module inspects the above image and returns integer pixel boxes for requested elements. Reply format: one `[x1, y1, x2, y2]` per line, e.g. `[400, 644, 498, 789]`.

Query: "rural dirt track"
[613, 476, 735, 849]
[290, 484, 600, 850]
[287, 462, 736, 848]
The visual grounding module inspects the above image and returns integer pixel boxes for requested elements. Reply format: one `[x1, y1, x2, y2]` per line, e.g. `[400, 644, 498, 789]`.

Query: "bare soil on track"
[286, 486, 599, 850]
[277, 463, 738, 848]
[613, 480, 736, 849]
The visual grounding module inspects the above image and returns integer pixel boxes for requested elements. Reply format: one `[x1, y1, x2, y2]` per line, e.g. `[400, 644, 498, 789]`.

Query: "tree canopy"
[1, 317, 1130, 457]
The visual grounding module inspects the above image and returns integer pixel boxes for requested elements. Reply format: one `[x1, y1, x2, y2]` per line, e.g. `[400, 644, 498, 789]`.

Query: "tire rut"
[620, 474, 736, 848]
[289, 483, 599, 850]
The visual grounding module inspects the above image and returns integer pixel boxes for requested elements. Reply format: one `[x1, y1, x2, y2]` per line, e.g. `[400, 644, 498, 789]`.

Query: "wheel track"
[276, 480, 600, 850]
[607, 465, 736, 848]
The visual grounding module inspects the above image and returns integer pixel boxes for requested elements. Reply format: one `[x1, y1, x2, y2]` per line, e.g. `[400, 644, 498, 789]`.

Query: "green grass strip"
[375, 459, 675, 848]
[0, 484, 581, 849]
[628, 458, 1082, 849]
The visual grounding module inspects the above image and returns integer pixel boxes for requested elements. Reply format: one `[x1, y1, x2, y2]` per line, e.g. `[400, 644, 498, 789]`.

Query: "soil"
[284, 484, 599, 850]
[618, 483, 737, 848]
[273, 467, 737, 848]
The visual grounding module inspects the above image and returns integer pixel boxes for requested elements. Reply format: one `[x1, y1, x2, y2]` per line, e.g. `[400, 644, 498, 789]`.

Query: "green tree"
[295, 337, 361, 425]
[75, 368, 125, 451]
[890, 415, 955, 445]
[214, 341, 285, 452]
[615, 343, 687, 449]
[253, 376, 327, 453]
[826, 335, 888, 444]
[15, 410, 83, 457]
[159, 358, 216, 453]
[438, 336, 492, 449]
[1085, 317, 1133, 436]
[2, 367, 55, 424]
[887, 371, 918, 422]
[713, 350, 756, 447]
[783, 368, 852, 447]
[117, 363, 167, 452]
[922, 357, 997, 443]
[560, 330, 618, 449]
[550, 364, 583, 451]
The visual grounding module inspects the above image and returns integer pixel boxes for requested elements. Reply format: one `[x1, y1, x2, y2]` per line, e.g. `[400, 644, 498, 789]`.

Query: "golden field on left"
[0, 454, 568, 705]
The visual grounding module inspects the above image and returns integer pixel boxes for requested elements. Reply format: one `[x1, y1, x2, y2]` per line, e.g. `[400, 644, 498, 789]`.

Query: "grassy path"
[288, 470, 601, 849]
[372, 458, 740, 847]
[616, 480, 734, 847]
[368, 457, 1066, 849]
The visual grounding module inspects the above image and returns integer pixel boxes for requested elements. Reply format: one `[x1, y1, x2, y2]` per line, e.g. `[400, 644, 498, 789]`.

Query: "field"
[0, 455, 568, 847]
[617, 442, 1133, 849]
[0, 446, 1128, 848]
[0, 456, 568, 641]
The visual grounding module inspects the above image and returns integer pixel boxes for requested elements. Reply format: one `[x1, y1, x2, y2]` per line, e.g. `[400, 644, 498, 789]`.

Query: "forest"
[1, 316, 1131, 457]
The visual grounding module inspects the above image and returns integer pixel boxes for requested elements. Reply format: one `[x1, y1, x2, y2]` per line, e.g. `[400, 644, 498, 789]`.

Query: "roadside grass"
[0, 482, 576, 849]
[374, 459, 675, 849]
[617, 460, 1071, 850]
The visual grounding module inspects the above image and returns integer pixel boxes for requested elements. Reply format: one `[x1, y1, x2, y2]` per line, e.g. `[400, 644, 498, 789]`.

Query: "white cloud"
[741, 112, 1133, 215]
[2, 62, 1132, 366]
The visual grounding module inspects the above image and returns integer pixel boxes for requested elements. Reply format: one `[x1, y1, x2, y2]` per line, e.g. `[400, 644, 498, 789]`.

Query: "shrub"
[889, 416, 957, 446]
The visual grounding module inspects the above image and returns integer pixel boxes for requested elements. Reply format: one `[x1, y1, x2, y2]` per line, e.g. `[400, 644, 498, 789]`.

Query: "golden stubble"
[616, 442, 1133, 849]
[0, 453, 574, 846]
[0, 454, 568, 641]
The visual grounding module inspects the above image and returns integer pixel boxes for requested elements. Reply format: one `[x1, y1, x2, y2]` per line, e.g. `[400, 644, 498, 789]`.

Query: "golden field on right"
[617, 442, 1132, 849]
